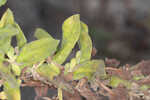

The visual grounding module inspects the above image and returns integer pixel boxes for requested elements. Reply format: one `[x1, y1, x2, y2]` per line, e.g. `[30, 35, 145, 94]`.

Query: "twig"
[96, 79, 114, 95]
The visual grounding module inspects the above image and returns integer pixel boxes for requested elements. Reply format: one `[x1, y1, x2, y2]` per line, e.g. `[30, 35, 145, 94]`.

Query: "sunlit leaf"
[0, 24, 18, 37]
[64, 51, 81, 74]
[3, 79, 21, 100]
[0, 9, 26, 48]
[0, 63, 21, 100]
[0, 52, 4, 61]
[11, 64, 21, 76]
[73, 60, 104, 80]
[7, 46, 14, 59]
[64, 58, 76, 75]
[0, 9, 18, 54]
[15, 23, 27, 48]
[0, 0, 7, 7]
[78, 22, 92, 63]
[0, 91, 7, 99]
[16, 38, 59, 67]
[34, 28, 54, 39]
[75, 50, 81, 63]
[53, 14, 81, 64]
[0, 25, 19, 54]
[0, 9, 14, 28]
[36, 63, 60, 80]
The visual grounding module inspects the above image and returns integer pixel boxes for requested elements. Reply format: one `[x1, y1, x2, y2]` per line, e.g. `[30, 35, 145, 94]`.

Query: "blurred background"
[2, 0, 150, 99]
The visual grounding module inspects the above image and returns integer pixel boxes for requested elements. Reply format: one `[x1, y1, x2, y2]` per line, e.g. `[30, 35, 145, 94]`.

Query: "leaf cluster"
[0, 1, 106, 100]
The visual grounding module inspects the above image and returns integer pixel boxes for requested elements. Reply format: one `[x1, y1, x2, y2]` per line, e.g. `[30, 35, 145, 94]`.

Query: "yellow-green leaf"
[34, 28, 54, 39]
[0, 9, 26, 48]
[0, 25, 19, 37]
[15, 23, 27, 48]
[0, 9, 19, 54]
[0, 9, 14, 28]
[53, 14, 81, 64]
[7, 46, 15, 60]
[0, 91, 7, 99]
[110, 76, 131, 88]
[3, 79, 21, 100]
[36, 63, 60, 80]
[16, 38, 59, 67]
[64, 58, 76, 74]
[11, 64, 21, 76]
[0, 0, 7, 7]
[0, 63, 21, 100]
[79, 22, 92, 63]
[0, 25, 18, 54]
[0, 36, 11, 54]
[73, 60, 103, 80]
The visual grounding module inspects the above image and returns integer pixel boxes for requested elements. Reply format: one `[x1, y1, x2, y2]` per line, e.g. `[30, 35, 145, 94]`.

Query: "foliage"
[0, 1, 150, 100]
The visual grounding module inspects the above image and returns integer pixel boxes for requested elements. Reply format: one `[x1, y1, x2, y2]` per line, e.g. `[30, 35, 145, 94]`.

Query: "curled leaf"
[78, 22, 92, 63]
[0, 9, 14, 28]
[53, 14, 81, 64]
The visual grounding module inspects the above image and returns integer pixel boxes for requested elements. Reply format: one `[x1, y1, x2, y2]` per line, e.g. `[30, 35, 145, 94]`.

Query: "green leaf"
[34, 28, 54, 39]
[0, 9, 26, 48]
[0, 63, 21, 100]
[0, 25, 19, 37]
[75, 50, 81, 63]
[53, 14, 81, 64]
[15, 23, 27, 48]
[11, 64, 21, 76]
[73, 60, 103, 80]
[7, 46, 14, 59]
[0, 52, 4, 61]
[0, 36, 11, 54]
[0, 9, 14, 28]
[16, 38, 59, 67]
[110, 76, 131, 88]
[0, 25, 19, 54]
[36, 63, 60, 80]
[3, 79, 21, 100]
[0, 0, 7, 7]
[64, 58, 77, 74]
[0, 9, 19, 54]
[78, 22, 92, 63]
